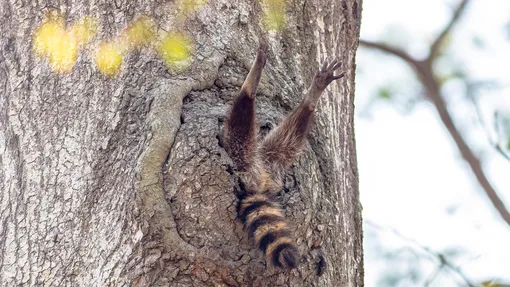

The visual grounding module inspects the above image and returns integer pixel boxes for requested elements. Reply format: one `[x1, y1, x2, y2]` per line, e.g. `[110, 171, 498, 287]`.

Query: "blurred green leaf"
[504, 21, 510, 40]
[438, 70, 466, 85]
[442, 247, 464, 258]
[472, 36, 485, 49]
[378, 87, 393, 100]
[450, 71, 466, 79]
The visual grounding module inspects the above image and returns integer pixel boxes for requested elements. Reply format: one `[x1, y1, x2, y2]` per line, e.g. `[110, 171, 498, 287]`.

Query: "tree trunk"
[0, 0, 363, 286]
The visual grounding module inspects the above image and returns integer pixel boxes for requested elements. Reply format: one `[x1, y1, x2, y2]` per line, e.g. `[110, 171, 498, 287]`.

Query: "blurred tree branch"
[360, 0, 510, 227]
[358, 40, 418, 66]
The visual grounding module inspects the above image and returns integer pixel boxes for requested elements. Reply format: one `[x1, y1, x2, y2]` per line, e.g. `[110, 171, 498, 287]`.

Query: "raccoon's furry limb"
[224, 40, 343, 269]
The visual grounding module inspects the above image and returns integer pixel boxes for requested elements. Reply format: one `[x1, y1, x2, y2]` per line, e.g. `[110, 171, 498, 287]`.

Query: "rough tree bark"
[0, 0, 363, 286]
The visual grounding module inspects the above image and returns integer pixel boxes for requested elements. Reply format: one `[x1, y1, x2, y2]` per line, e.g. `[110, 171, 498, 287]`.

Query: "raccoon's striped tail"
[238, 193, 299, 269]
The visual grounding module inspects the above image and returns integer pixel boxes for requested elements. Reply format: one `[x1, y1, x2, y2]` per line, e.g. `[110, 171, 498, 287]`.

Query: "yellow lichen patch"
[179, 0, 208, 16]
[156, 32, 192, 69]
[69, 16, 97, 45]
[48, 31, 79, 73]
[33, 17, 66, 56]
[95, 42, 123, 77]
[33, 12, 97, 73]
[262, 0, 286, 31]
[124, 16, 156, 49]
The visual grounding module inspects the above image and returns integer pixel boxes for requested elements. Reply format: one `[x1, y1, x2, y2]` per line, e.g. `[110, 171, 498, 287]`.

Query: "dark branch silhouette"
[360, 0, 510, 227]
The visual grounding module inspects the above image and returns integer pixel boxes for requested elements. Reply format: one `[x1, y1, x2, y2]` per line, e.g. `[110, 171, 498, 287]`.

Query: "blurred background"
[356, 0, 510, 286]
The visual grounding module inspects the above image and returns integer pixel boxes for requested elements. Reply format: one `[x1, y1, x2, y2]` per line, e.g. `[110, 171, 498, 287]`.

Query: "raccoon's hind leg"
[224, 41, 268, 172]
[259, 59, 344, 181]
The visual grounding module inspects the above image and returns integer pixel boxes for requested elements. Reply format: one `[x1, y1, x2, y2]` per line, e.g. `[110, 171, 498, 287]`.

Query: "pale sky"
[357, 0, 510, 286]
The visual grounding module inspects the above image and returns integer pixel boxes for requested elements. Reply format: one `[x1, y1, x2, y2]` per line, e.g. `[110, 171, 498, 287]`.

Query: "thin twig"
[493, 112, 510, 161]
[439, 254, 476, 287]
[423, 265, 443, 287]
[468, 91, 510, 162]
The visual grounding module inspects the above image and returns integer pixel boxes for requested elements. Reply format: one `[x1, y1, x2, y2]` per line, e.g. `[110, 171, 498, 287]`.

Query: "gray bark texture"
[0, 0, 363, 286]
